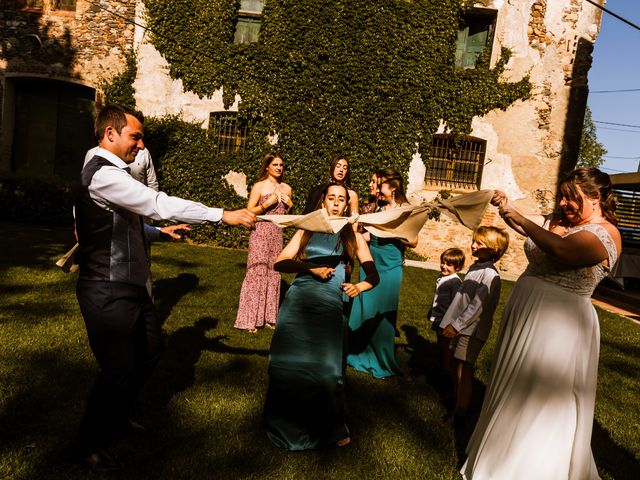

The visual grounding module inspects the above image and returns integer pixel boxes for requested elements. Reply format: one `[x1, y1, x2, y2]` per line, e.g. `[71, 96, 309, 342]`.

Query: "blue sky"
[589, 1, 640, 174]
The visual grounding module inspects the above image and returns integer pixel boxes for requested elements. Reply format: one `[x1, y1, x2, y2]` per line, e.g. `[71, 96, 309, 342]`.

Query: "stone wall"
[0, 0, 136, 172]
[0, 0, 135, 83]
[409, 0, 603, 276]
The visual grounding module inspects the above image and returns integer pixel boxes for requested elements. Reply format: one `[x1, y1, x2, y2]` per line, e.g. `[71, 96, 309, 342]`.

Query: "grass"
[0, 223, 638, 479]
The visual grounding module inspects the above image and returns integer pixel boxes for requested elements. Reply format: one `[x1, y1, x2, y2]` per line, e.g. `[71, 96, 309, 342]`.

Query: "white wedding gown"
[461, 223, 618, 480]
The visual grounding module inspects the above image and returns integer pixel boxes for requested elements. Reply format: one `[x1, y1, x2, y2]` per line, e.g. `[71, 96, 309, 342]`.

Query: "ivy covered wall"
[142, 0, 531, 202]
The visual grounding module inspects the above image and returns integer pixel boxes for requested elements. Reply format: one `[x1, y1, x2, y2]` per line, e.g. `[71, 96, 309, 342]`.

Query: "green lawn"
[1, 223, 638, 479]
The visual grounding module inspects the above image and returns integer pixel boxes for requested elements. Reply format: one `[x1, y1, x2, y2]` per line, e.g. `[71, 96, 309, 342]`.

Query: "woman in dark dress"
[264, 184, 379, 450]
[347, 168, 416, 378]
[302, 156, 359, 215]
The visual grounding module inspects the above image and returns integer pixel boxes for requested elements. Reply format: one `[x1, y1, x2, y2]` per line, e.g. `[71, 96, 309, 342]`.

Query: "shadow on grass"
[153, 273, 200, 324]
[0, 350, 93, 479]
[400, 325, 440, 379]
[0, 223, 74, 274]
[400, 324, 487, 468]
[601, 337, 640, 360]
[127, 316, 273, 478]
[592, 420, 640, 480]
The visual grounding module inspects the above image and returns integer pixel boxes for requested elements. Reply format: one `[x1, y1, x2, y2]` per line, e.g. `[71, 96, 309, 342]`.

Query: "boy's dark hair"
[441, 247, 465, 271]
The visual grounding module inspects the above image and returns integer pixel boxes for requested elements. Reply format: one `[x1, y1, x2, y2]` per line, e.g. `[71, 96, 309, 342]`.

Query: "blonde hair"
[473, 226, 509, 262]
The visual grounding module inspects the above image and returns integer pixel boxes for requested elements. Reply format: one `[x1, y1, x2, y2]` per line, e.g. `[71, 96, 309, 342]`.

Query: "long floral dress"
[234, 196, 287, 330]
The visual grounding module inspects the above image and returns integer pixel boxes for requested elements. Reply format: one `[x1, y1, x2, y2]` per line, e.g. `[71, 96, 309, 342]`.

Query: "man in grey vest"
[73, 105, 254, 471]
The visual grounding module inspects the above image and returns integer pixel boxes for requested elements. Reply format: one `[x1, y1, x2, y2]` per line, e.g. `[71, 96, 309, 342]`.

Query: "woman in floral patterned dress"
[234, 153, 293, 332]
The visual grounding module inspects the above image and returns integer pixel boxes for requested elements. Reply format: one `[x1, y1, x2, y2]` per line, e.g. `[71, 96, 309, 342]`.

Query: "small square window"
[424, 135, 486, 189]
[613, 189, 640, 249]
[455, 10, 497, 69]
[209, 112, 252, 154]
[234, 0, 265, 44]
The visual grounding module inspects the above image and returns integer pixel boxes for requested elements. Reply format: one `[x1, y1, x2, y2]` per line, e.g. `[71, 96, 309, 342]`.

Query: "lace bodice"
[523, 223, 618, 297]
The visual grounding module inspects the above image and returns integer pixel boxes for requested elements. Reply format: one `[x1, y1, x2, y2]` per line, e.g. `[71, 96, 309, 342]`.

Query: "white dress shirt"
[87, 147, 222, 224]
[439, 261, 501, 341]
[85, 146, 159, 191]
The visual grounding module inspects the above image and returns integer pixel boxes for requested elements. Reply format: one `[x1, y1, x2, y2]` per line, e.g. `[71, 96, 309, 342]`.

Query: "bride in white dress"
[462, 168, 621, 480]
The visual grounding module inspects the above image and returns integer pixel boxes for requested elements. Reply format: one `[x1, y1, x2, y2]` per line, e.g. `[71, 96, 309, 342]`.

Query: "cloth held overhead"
[258, 190, 493, 241]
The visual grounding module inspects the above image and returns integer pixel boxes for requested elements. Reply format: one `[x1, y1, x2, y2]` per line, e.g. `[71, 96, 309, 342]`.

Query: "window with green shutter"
[234, 0, 265, 44]
[455, 10, 497, 69]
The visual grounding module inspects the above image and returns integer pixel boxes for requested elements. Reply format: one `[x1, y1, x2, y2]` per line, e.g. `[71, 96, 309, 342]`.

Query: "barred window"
[234, 0, 265, 44]
[209, 112, 251, 154]
[424, 135, 486, 189]
[55, 0, 76, 11]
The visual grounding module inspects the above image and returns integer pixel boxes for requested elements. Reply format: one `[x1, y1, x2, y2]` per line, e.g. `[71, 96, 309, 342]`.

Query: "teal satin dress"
[264, 233, 350, 450]
[347, 234, 404, 378]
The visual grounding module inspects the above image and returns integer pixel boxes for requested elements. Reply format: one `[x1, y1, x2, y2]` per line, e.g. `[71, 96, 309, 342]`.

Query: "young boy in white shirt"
[428, 248, 465, 379]
[440, 226, 509, 425]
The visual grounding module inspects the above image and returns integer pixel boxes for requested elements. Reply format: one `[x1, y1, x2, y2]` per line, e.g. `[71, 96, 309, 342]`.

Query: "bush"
[144, 116, 253, 247]
[0, 176, 74, 226]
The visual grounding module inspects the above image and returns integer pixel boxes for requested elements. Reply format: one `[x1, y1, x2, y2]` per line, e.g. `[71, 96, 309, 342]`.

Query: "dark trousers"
[75, 280, 164, 453]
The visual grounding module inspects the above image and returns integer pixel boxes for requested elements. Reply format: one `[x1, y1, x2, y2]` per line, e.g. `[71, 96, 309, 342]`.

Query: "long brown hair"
[377, 168, 409, 206]
[329, 156, 352, 188]
[257, 152, 283, 182]
[296, 183, 357, 261]
[559, 167, 617, 225]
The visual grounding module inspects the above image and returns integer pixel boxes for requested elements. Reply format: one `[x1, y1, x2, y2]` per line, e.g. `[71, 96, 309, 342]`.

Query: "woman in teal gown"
[347, 169, 416, 378]
[264, 184, 379, 450]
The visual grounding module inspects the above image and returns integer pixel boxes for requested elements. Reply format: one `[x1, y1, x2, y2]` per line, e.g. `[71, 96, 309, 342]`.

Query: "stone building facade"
[0, 1, 604, 274]
[0, 0, 135, 177]
[407, 0, 604, 274]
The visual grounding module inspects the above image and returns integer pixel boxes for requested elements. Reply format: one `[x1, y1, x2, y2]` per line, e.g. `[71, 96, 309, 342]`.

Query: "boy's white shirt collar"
[438, 272, 461, 281]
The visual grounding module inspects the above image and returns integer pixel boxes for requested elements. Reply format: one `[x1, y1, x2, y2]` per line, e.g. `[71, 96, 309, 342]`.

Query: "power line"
[603, 155, 640, 160]
[597, 126, 640, 134]
[594, 121, 640, 129]
[584, 0, 640, 31]
[590, 88, 640, 94]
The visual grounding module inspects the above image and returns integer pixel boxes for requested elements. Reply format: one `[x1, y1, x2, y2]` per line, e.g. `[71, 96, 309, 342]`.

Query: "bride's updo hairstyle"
[559, 167, 617, 225]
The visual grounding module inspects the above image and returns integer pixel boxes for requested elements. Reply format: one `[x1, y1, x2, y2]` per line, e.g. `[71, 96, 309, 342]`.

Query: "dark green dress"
[264, 233, 350, 450]
[347, 234, 404, 378]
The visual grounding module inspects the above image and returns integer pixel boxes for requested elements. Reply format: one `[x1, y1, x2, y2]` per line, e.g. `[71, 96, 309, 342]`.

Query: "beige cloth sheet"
[258, 189, 493, 242]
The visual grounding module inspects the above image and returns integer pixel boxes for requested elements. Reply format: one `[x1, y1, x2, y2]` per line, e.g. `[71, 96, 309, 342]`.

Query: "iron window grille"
[209, 112, 252, 155]
[424, 134, 487, 189]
